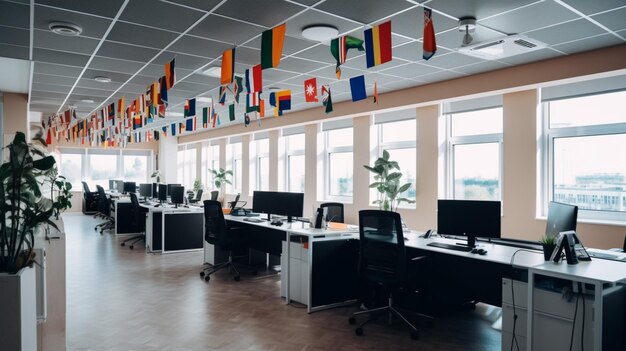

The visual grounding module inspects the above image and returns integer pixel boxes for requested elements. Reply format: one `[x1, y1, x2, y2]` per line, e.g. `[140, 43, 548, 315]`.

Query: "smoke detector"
[49, 21, 82, 36]
[458, 35, 547, 60]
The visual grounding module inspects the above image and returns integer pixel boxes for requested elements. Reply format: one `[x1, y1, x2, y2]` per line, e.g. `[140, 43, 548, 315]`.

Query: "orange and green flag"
[261, 23, 286, 69]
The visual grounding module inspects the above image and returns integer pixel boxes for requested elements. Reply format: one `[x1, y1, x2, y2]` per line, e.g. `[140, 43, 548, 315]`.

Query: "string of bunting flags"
[42, 8, 437, 147]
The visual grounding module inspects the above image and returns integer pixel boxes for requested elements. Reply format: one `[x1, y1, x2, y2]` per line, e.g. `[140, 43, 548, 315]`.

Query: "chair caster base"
[204, 276, 210, 282]
[348, 317, 356, 325]
[355, 328, 363, 336]
[200, 272, 205, 278]
[129, 245, 134, 250]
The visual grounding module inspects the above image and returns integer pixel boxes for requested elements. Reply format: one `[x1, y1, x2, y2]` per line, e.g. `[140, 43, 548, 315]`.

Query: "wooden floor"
[65, 213, 501, 350]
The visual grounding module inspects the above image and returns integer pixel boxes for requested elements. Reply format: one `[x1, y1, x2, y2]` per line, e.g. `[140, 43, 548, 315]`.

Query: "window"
[177, 145, 197, 190]
[286, 134, 305, 193]
[123, 154, 148, 184]
[446, 107, 502, 201]
[325, 127, 353, 200]
[227, 141, 242, 194]
[202, 144, 220, 190]
[543, 90, 626, 221]
[89, 153, 118, 189]
[57, 151, 83, 188]
[373, 119, 417, 207]
[255, 138, 269, 191]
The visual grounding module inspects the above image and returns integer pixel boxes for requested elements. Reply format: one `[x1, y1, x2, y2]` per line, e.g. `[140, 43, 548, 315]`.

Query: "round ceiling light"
[94, 76, 111, 83]
[48, 21, 83, 36]
[302, 25, 339, 42]
[80, 98, 95, 103]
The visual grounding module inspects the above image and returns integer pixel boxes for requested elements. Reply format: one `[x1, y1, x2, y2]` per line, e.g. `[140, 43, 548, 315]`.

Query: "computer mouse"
[478, 249, 487, 255]
[471, 248, 480, 254]
[154, 204, 160, 207]
[272, 220, 283, 226]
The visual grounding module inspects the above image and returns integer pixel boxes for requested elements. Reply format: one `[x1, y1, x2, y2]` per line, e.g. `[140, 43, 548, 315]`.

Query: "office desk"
[224, 216, 359, 313]
[112, 197, 143, 236]
[142, 203, 204, 254]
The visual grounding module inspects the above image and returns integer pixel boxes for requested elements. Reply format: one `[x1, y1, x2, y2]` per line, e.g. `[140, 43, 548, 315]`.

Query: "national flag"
[202, 107, 208, 128]
[63, 110, 71, 125]
[423, 8, 437, 60]
[350, 75, 367, 102]
[269, 90, 291, 117]
[321, 85, 333, 114]
[117, 97, 125, 120]
[221, 48, 235, 85]
[186, 117, 195, 132]
[246, 92, 261, 113]
[218, 86, 226, 105]
[245, 64, 262, 93]
[184, 98, 196, 117]
[330, 35, 364, 79]
[229, 103, 235, 122]
[147, 82, 159, 107]
[108, 103, 115, 122]
[244, 114, 250, 127]
[154, 130, 160, 141]
[171, 123, 177, 136]
[261, 23, 286, 69]
[233, 75, 243, 104]
[159, 76, 168, 106]
[373, 81, 378, 104]
[158, 104, 166, 118]
[259, 99, 265, 119]
[304, 77, 318, 102]
[165, 58, 176, 88]
[364, 21, 392, 68]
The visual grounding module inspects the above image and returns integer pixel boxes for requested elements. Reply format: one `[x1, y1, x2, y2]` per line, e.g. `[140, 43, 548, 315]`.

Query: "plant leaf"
[382, 149, 390, 161]
[397, 183, 411, 193]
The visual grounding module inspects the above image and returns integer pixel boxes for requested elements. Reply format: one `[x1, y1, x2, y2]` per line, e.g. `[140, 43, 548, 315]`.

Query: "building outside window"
[325, 126, 353, 200]
[255, 138, 269, 191]
[226, 140, 242, 194]
[285, 133, 305, 193]
[202, 143, 220, 191]
[177, 145, 196, 190]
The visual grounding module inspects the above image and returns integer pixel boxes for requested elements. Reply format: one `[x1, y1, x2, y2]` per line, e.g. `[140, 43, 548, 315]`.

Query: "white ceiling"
[0, 56, 30, 94]
[1, 0, 625, 132]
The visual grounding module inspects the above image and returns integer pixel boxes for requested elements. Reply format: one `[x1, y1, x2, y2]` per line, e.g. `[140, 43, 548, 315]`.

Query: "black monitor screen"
[123, 182, 136, 194]
[116, 180, 124, 193]
[167, 184, 181, 197]
[437, 200, 501, 239]
[545, 201, 578, 238]
[152, 183, 158, 199]
[158, 184, 167, 202]
[252, 191, 304, 220]
[170, 186, 184, 205]
[109, 179, 119, 191]
[139, 183, 152, 198]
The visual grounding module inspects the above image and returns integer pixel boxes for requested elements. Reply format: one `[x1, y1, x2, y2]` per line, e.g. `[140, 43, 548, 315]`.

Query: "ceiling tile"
[168, 35, 231, 58]
[189, 14, 265, 45]
[285, 8, 361, 42]
[384, 6, 458, 40]
[392, 41, 453, 62]
[168, 81, 208, 94]
[497, 48, 563, 65]
[232, 46, 261, 66]
[262, 68, 299, 83]
[215, 0, 304, 27]
[83, 69, 132, 84]
[0, 26, 29, 47]
[381, 62, 442, 79]
[183, 73, 219, 85]
[31, 90, 67, 99]
[108, 22, 179, 49]
[34, 5, 113, 39]
[34, 62, 82, 77]
[316, 0, 413, 24]
[72, 87, 115, 98]
[276, 57, 328, 72]
[293, 44, 335, 64]
[34, 29, 100, 55]
[427, 0, 539, 21]
[591, 7, 626, 31]
[552, 33, 625, 55]
[35, 0, 127, 18]
[307, 65, 363, 80]
[480, 1, 580, 35]
[154, 52, 208, 71]
[33, 48, 90, 66]
[96, 41, 160, 62]
[434, 24, 504, 51]
[0, 1, 29, 29]
[140, 63, 169, 78]
[33, 73, 76, 86]
[423, 52, 484, 69]
[90, 56, 144, 74]
[561, 0, 626, 15]
[32, 81, 72, 94]
[451, 60, 510, 75]
[170, 0, 223, 12]
[525, 19, 606, 46]
[75, 77, 123, 91]
[120, 0, 205, 33]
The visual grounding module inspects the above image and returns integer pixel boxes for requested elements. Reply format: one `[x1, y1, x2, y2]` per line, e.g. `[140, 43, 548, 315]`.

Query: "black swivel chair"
[121, 193, 148, 249]
[320, 202, 344, 223]
[210, 190, 219, 201]
[348, 210, 432, 340]
[200, 200, 256, 282]
[94, 185, 114, 233]
[82, 181, 99, 214]
[190, 189, 203, 204]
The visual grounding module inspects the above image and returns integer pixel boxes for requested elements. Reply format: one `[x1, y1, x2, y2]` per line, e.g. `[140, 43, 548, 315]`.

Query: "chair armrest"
[411, 255, 428, 262]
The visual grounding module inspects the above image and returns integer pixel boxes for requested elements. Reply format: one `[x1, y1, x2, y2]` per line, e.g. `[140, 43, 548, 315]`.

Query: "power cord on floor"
[508, 249, 537, 351]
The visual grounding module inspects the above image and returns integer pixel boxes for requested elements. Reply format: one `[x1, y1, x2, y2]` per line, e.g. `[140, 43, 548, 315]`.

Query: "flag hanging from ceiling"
[350, 75, 367, 102]
[171, 123, 177, 136]
[202, 107, 209, 128]
[330, 35, 364, 79]
[229, 103, 236, 122]
[246, 92, 261, 113]
[364, 21, 392, 68]
[159, 76, 168, 107]
[304, 77, 318, 102]
[261, 23, 286, 69]
[373, 81, 378, 104]
[184, 98, 196, 117]
[218, 86, 226, 105]
[244, 113, 250, 127]
[233, 76, 243, 104]
[147, 82, 159, 107]
[321, 85, 333, 114]
[221, 48, 235, 85]
[423, 8, 437, 60]
[185, 116, 196, 132]
[245, 64, 262, 93]
[269, 90, 291, 117]
[165, 58, 176, 89]
[117, 97, 125, 120]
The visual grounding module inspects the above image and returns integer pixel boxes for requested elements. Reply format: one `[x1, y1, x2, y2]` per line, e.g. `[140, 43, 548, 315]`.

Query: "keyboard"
[427, 242, 473, 252]
[243, 217, 264, 223]
[588, 252, 618, 260]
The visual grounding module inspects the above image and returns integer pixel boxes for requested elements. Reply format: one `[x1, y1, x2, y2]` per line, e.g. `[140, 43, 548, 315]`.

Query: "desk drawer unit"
[280, 241, 309, 305]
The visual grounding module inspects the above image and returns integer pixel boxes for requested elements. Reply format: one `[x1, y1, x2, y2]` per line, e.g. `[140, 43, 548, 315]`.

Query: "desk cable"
[569, 288, 581, 351]
[569, 282, 585, 351]
[508, 249, 539, 351]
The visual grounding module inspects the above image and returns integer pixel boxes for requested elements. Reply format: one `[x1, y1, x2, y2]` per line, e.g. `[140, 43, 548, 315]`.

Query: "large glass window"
[177, 145, 197, 190]
[202, 144, 220, 191]
[326, 128, 353, 199]
[89, 154, 118, 189]
[255, 139, 269, 191]
[123, 155, 148, 184]
[286, 134, 305, 193]
[227, 142, 242, 194]
[447, 107, 502, 201]
[544, 91, 626, 220]
[58, 152, 83, 188]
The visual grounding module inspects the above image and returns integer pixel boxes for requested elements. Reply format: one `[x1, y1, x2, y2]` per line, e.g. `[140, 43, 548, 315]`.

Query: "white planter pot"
[0, 266, 38, 351]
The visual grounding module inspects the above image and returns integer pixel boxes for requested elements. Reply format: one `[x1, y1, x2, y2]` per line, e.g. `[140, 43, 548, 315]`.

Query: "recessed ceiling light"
[80, 98, 94, 103]
[268, 86, 280, 91]
[48, 21, 83, 36]
[167, 112, 184, 117]
[197, 97, 212, 103]
[302, 25, 339, 42]
[201, 66, 221, 78]
[94, 76, 111, 83]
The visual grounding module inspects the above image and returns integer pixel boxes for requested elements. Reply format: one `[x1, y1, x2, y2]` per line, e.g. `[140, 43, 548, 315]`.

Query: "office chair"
[94, 185, 114, 234]
[210, 190, 219, 201]
[320, 202, 344, 223]
[120, 193, 148, 249]
[81, 181, 99, 215]
[349, 210, 432, 340]
[190, 189, 203, 203]
[200, 200, 256, 282]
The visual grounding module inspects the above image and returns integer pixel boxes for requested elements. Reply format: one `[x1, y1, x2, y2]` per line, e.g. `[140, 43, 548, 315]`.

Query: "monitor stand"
[266, 213, 271, 221]
[287, 216, 293, 223]
[455, 234, 476, 249]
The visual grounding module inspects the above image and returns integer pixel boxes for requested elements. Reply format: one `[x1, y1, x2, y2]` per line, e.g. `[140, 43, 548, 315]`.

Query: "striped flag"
[330, 35, 364, 79]
[246, 92, 261, 113]
[221, 48, 235, 85]
[364, 21, 392, 68]
[218, 86, 226, 105]
[184, 98, 196, 117]
[322, 85, 333, 114]
[261, 23, 286, 69]
[165, 58, 176, 88]
[245, 64, 262, 93]
[228, 103, 235, 122]
[117, 97, 125, 120]
[423, 8, 437, 60]
[202, 107, 208, 128]
[269, 90, 291, 117]
[159, 76, 168, 107]
[233, 75, 243, 104]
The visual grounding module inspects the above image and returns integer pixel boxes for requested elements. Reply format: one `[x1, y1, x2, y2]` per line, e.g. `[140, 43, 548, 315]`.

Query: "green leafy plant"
[0, 132, 57, 273]
[210, 168, 232, 190]
[48, 169, 73, 220]
[364, 150, 415, 212]
[540, 235, 557, 246]
[193, 179, 203, 192]
[150, 170, 161, 183]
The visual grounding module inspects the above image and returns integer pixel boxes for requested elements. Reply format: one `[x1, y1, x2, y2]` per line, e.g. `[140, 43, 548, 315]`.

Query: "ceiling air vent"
[458, 35, 547, 60]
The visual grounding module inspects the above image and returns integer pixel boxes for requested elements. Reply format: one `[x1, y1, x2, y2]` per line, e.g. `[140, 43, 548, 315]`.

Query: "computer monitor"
[167, 183, 181, 198]
[152, 183, 158, 199]
[123, 182, 136, 194]
[252, 191, 304, 222]
[158, 184, 167, 203]
[169, 186, 184, 208]
[116, 180, 124, 193]
[109, 179, 120, 191]
[545, 201, 578, 238]
[437, 199, 501, 248]
[139, 183, 152, 200]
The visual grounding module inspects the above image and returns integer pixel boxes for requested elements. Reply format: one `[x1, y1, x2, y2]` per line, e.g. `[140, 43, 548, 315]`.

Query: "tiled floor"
[65, 213, 500, 350]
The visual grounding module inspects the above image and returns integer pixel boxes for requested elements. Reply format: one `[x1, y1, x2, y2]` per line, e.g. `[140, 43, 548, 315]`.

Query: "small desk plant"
[540, 235, 557, 261]
[209, 168, 232, 203]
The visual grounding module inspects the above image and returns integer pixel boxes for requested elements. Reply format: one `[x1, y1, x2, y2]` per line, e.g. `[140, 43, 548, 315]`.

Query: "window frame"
[324, 127, 353, 202]
[177, 144, 197, 190]
[202, 143, 220, 191]
[255, 138, 269, 192]
[227, 141, 242, 194]
[285, 133, 305, 193]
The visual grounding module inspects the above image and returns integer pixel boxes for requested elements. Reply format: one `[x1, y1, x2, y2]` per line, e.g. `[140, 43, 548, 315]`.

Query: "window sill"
[536, 216, 626, 227]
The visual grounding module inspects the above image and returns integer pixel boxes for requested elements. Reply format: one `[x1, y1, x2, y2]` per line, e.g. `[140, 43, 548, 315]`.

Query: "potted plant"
[540, 235, 557, 261]
[209, 168, 232, 201]
[193, 179, 203, 193]
[48, 169, 73, 221]
[363, 150, 415, 212]
[150, 170, 161, 183]
[0, 132, 57, 350]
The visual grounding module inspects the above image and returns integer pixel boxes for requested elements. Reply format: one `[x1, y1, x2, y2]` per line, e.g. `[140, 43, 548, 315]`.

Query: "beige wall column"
[241, 134, 250, 201]
[348, 115, 371, 224]
[3, 93, 29, 140]
[195, 142, 202, 187]
[268, 130, 279, 191]
[158, 136, 178, 184]
[304, 124, 317, 218]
